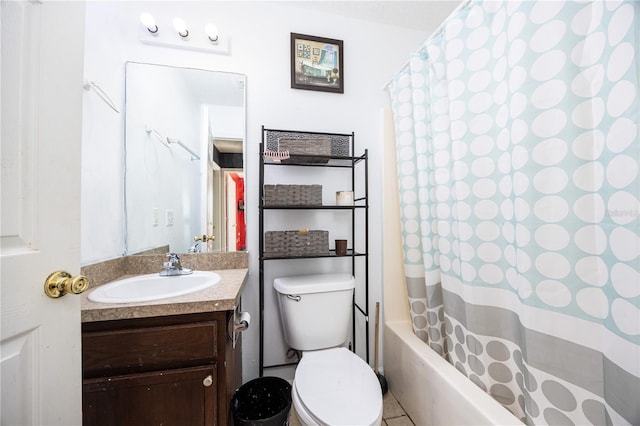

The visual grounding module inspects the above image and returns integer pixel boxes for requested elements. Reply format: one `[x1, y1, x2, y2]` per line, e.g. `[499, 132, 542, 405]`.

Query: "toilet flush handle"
[287, 294, 301, 302]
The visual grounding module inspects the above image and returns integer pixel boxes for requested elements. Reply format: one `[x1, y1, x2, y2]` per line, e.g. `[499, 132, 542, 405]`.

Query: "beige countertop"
[81, 268, 248, 322]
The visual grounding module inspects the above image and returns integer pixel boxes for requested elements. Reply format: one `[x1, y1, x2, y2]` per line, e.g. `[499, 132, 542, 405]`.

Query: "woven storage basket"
[264, 230, 329, 257]
[265, 131, 350, 157]
[278, 138, 331, 163]
[263, 184, 322, 206]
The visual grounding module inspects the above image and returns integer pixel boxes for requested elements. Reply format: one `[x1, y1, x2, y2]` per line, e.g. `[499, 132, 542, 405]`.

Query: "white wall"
[382, 109, 411, 323]
[209, 105, 244, 140]
[81, 1, 444, 381]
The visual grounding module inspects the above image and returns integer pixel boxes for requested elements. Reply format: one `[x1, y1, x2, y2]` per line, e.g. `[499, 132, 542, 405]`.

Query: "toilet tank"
[274, 273, 355, 351]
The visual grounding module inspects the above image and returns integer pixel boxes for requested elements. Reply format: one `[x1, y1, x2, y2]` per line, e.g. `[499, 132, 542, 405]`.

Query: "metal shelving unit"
[258, 126, 369, 377]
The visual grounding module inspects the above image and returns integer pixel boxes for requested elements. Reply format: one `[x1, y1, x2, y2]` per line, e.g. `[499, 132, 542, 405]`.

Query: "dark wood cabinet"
[82, 311, 241, 426]
[83, 365, 217, 426]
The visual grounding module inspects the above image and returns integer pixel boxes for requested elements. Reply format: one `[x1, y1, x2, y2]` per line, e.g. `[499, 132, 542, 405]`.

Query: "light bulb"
[205, 23, 219, 42]
[173, 17, 189, 38]
[140, 13, 158, 33]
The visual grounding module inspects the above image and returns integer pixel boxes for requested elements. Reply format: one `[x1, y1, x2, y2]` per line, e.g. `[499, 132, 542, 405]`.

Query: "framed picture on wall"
[291, 33, 344, 93]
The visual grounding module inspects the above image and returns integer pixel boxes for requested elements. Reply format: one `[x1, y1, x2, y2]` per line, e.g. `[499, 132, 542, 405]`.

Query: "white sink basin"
[88, 271, 221, 304]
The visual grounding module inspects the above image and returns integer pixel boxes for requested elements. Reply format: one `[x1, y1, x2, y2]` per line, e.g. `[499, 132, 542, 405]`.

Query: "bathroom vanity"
[80, 267, 247, 426]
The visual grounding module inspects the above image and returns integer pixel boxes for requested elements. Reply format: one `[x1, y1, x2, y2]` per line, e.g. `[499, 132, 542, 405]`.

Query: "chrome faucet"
[160, 253, 193, 276]
[189, 235, 214, 253]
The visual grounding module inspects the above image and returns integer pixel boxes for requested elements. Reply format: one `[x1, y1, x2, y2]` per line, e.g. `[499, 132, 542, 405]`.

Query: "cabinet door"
[83, 365, 217, 426]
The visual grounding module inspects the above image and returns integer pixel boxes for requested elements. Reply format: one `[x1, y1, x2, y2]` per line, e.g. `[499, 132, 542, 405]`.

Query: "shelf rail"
[258, 126, 370, 377]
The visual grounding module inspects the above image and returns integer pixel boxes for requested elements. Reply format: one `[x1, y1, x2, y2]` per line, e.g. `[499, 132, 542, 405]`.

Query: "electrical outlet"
[166, 210, 174, 226]
[152, 208, 159, 227]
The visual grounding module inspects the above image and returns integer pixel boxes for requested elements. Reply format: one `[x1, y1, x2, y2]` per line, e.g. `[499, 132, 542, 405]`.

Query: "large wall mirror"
[125, 62, 246, 254]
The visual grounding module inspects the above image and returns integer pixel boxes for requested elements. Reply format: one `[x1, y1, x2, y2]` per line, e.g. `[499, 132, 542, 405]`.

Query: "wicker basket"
[278, 138, 331, 163]
[263, 184, 322, 206]
[264, 230, 329, 257]
[265, 130, 351, 157]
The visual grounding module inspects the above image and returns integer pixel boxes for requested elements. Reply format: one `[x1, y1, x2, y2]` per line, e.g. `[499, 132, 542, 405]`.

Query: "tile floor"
[289, 391, 415, 426]
[381, 392, 415, 426]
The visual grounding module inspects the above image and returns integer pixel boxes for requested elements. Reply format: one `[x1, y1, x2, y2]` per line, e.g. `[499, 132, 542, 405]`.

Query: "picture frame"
[291, 33, 344, 93]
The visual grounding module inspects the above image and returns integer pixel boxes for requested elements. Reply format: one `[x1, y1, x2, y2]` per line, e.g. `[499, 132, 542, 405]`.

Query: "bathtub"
[383, 320, 522, 426]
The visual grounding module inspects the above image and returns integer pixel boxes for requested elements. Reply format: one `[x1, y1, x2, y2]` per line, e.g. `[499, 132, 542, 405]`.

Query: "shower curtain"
[388, 1, 638, 425]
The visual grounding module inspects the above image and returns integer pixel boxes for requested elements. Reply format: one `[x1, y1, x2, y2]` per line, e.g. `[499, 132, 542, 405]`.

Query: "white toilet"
[274, 273, 383, 426]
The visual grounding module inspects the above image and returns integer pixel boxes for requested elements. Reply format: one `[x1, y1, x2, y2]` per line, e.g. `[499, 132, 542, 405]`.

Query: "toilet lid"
[295, 347, 382, 425]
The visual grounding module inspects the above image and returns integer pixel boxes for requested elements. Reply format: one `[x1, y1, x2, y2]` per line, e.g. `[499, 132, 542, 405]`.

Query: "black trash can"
[230, 376, 292, 426]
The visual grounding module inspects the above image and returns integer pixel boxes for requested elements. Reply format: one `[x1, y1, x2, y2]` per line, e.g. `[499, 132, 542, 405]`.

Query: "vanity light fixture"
[140, 13, 158, 34]
[205, 24, 219, 43]
[173, 17, 189, 38]
[138, 15, 229, 54]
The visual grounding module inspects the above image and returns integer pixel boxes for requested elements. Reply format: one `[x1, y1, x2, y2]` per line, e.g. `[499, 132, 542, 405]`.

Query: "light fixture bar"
[138, 22, 230, 54]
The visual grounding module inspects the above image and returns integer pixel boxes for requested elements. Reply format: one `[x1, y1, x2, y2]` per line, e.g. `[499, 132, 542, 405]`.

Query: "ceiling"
[281, 1, 461, 32]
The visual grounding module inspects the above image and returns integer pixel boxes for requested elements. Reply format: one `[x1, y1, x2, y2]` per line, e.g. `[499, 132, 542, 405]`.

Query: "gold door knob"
[44, 271, 89, 298]
[194, 234, 215, 242]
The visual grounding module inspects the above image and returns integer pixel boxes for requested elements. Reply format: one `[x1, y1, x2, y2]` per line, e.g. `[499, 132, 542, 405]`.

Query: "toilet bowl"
[292, 348, 383, 426]
[274, 274, 383, 425]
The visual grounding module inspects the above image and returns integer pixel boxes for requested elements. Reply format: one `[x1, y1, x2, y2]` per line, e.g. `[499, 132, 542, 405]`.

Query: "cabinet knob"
[203, 375, 213, 387]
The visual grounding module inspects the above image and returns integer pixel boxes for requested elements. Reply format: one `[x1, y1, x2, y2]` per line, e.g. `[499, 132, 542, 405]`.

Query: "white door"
[1, 2, 86, 425]
[225, 173, 237, 252]
[209, 165, 224, 252]
[201, 109, 222, 252]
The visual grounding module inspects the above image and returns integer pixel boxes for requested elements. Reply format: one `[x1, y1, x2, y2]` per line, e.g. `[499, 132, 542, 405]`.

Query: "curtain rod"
[383, 0, 471, 90]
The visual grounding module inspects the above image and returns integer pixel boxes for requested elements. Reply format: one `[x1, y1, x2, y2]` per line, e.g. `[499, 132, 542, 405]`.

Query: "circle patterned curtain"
[389, 1, 639, 425]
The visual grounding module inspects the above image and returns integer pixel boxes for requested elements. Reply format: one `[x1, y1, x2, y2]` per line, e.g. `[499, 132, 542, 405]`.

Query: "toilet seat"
[294, 347, 382, 426]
